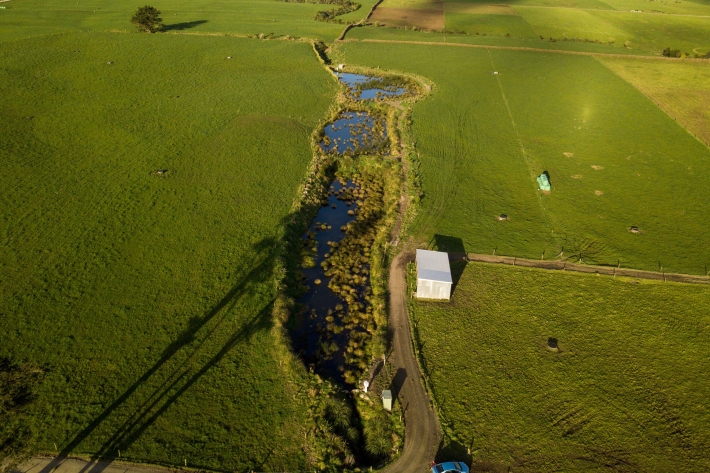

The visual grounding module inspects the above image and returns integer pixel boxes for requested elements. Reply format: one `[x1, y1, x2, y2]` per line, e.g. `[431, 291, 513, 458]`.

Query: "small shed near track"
[416, 249, 452, 300]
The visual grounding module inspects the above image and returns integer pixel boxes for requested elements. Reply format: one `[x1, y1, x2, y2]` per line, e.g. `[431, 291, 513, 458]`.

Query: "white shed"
[416, 249, 452, 300]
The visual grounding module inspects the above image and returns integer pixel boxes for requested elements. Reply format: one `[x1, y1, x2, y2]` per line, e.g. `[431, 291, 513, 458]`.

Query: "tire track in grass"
[486, 49, 544, 208]
[411, 103, 477, 240]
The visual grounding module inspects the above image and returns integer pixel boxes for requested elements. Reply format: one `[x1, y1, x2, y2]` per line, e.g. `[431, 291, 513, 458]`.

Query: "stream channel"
[337, 72, 407, 100]
[292, 72, 405, 386]
[292, 179, 366, 385]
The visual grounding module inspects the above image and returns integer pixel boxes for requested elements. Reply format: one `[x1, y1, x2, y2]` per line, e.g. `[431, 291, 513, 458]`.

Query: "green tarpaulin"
[537, 173, 551, 191]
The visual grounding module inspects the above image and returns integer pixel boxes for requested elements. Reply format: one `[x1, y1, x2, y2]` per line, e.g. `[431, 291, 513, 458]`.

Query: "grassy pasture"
[445, 12, 537, 37]
[0, 0, 372, 42]
[338, 42, 557, 258]
[445, 0, 615, 7]
[409, 262, 710, 471]
[598, 56, 710, 146]
[347, 25, 646, 54]
[602, 0, 710, 16]
[0, 32, 337, 470]
[362, 0, 710, 54]
[516, 6, 710, 53]
[339, 42, 710, 274]
[490, 48, 710, 273]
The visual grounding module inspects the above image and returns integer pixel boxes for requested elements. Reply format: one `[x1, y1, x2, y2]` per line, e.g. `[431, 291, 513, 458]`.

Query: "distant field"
[516, 6, 710, 53]
[363, 0, 710, 54]
[0, 0, 373, 42]
[340, 42, 710, 274]
[0, 32, 337, 471]
[598, 57, 710, 146]
[346, 25, 647, 54]
[409, 262, 710, 471]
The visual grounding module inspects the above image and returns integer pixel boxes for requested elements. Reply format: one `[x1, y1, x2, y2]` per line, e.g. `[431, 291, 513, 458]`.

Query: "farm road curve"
[382, 250, 442, 473]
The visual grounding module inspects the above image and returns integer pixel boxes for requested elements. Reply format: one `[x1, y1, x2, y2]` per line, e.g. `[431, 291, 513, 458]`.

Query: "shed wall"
[417, 278, 451, 300]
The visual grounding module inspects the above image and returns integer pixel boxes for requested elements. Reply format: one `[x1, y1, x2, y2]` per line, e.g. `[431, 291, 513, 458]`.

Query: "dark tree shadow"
[436, 435, 471, 466]
[162, 20, 208, 31]
[390, 367, 407, 401]
[40, 237, 277, 473]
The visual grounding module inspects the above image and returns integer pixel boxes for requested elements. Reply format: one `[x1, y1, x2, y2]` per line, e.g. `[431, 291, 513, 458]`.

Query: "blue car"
[431, 461, 469, 473]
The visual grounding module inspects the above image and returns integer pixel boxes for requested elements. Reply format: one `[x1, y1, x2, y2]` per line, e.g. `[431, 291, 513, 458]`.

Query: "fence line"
[461, 253, 710, 285]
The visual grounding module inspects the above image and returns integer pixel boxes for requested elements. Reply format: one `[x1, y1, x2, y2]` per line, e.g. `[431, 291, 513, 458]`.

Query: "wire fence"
[463, 253, 710, 285]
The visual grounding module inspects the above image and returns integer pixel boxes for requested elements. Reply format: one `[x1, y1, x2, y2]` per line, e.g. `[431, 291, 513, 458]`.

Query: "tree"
[131, 6, 163, 33]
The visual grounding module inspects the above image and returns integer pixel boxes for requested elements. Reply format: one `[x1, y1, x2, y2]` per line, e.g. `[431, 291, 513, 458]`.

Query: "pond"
[321, 111, 387, 155]
[292, 179, 370, 385]
[337, 72, 407, 100]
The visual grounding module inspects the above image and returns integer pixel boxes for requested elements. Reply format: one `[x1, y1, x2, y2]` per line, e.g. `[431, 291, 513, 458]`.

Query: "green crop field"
[408, 262, 710, 471]
[0, 32, 337, 470]
[338, 42, 710, 274]
[598, 56, 710, 146]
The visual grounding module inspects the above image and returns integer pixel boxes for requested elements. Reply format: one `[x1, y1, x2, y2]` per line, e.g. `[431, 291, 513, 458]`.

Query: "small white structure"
[382, 390, 392, 411]
[416, 249, 452, 300]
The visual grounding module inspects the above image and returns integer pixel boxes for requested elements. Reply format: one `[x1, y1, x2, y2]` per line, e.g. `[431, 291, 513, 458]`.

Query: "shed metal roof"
[416, 249, 452, 284]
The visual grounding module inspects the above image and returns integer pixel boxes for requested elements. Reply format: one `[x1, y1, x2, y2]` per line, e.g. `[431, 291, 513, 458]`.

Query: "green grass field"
[0, 0, 372, 42]
[0, 32, 337, 470]
[598, 56, 710, 146]
[3, 0, 710, 469]
[409, 262, 710, 471]
[347, 25, 652, 55]
[360, 0, 710, 54]
[515, 6, 710, 53]
[338, 42, 710, 274]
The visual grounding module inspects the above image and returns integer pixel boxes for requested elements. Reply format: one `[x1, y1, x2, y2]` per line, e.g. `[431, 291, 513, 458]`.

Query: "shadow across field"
[432, 234, 467, 296]
[39, 238, 277, 473]
[162, 20, 208, 31]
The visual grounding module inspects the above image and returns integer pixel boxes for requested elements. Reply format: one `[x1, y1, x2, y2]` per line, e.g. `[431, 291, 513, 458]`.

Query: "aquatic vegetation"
[321, 111, 388, 155]
[337, 72, 413, 101]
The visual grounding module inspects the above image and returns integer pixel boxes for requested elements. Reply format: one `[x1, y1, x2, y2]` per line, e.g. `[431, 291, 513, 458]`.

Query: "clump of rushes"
[314, 170, 386, 385]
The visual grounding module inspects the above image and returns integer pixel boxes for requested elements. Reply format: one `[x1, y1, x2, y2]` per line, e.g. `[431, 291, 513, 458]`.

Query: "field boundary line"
[337, 0, 386, 40]
[365, 0, 385, 20]
[354, 38, 710, 61]
[595, 56, 710, 149]
[460, 253, 710, 284]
